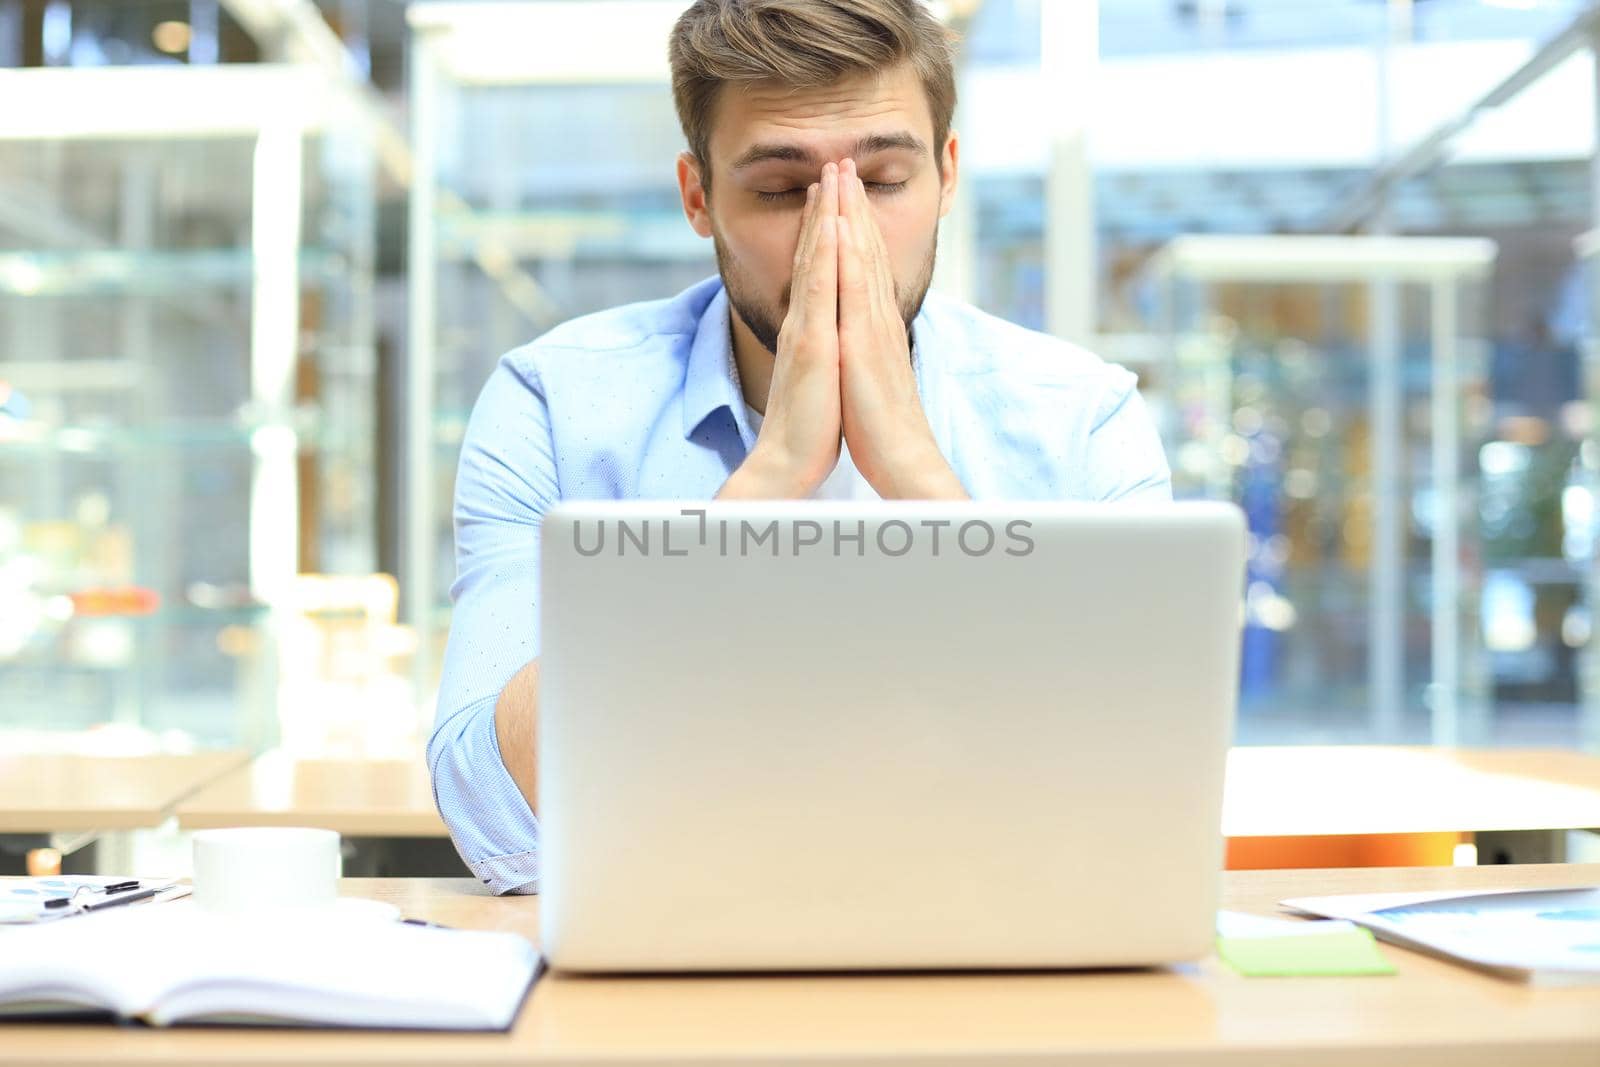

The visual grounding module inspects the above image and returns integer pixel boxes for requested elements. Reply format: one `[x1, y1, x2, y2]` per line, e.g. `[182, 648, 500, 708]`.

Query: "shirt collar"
[681, 275, 938, 442]
[682, 280, 742, 439]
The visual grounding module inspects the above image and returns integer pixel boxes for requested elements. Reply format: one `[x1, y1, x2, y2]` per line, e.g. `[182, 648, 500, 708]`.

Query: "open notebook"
[0, 899, 539, 1029]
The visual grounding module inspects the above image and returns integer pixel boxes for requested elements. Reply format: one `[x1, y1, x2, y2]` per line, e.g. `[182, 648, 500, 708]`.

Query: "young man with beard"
[430, 0, 1171, 894]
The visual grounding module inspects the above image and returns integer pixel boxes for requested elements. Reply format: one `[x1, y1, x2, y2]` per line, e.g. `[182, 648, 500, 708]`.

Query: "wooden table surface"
[0, 751, 251, 832]
[1223, 746, 1600, 837]
[8, 864, 1600, 1066]
[165, 745, 1600, 846]
[173, 749, 446, 837]
[10, 745, 1598, 870]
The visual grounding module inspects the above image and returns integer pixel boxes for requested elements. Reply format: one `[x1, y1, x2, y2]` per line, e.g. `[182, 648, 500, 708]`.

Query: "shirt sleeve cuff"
[428, 693, 544, 896]
[464, 850, 541, 896]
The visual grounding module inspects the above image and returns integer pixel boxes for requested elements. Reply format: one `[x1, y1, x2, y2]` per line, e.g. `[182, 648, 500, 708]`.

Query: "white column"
[1367, 0, 1411, 742]
[1584, 27, 1600, 753]
[1430, 276, 1460, 746]
[248, 119, 304, 607]
[1040, 0, 1098, 348]
[247, 118, 304, 754]
[1368, 272, 1404, 742]
[405, 32, 442, 723]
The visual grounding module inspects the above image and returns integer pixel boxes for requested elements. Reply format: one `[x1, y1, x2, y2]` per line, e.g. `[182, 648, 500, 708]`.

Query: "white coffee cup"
[191, 827, 342, 915]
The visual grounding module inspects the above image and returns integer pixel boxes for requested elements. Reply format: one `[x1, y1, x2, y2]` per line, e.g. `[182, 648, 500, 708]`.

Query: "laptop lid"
[537, 501, 1245, 972]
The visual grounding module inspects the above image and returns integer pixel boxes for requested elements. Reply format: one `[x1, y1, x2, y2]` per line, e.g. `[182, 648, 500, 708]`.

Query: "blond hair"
[669, 0, 959, 196]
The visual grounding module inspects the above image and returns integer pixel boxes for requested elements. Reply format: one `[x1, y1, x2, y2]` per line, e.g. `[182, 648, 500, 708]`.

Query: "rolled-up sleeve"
[1085, 368, 1173, 503]
[428, 350, 555, 894]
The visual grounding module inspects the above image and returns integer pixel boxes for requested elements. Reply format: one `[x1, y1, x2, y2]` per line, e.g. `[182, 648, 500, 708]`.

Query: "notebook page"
[0, 904, 188, 1017]
[144, 916, 538, 1030]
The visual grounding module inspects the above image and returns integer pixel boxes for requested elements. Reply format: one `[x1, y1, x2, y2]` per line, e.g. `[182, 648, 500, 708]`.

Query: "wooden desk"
[9, 864, 1600, 1065]
[1225, 746, 1600, 836]
[0, 751, 250, 833]
[173, 746, 1600, 865]
[1224, 746, 1600, 868]
[173, 750, 446, 838]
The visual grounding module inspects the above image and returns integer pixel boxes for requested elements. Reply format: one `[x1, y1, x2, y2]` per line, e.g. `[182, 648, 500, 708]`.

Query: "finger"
[841, 159, 895, 323]
[809, 162, 839, 326]
[836, 172, 867, 326]
[844, 157, 870, 236]
[837, 159, 882, 309]
[858, 169, 900, 316]
[789, 180, 822, 302]
[797, 181, 818, 258]
[837, 211, 857, 302]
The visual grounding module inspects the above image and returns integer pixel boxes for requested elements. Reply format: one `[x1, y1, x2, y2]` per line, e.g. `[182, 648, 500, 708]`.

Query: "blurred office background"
[3, 0, 1599, 764]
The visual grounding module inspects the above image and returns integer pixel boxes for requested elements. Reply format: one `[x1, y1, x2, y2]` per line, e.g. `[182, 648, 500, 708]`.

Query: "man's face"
[677, 61, 958, 356]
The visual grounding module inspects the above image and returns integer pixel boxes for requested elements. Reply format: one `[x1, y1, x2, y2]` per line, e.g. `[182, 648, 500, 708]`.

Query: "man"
[429, 0, 1172, 894]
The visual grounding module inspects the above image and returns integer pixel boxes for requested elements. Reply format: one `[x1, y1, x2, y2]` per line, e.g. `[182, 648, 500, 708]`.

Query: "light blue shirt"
[428, 273, 1172, 894]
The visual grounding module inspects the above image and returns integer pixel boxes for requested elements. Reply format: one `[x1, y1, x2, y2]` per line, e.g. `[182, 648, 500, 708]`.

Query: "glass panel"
[1156, 255, 1492, 745]
[0, 80, 377, 752]
[417, 63, 717, 671]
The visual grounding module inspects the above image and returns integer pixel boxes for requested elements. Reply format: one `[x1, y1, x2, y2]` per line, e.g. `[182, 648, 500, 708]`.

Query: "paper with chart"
[0, 877, 187, 924]
[1282, 886, 1600, 984]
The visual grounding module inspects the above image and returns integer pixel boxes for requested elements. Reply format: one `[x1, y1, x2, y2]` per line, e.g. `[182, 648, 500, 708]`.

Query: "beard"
[712, 220, 938, 358]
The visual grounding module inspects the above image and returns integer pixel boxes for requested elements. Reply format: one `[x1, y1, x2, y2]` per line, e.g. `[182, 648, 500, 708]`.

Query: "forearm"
[871, 435, 970, 500]
[493, 658, 541, 812]
[716, 444, 814, 499]
[884, 449, 969, 500]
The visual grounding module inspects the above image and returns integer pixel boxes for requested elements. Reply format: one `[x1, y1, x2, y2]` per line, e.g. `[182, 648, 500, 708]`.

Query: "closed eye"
[755, 180, 908, 203]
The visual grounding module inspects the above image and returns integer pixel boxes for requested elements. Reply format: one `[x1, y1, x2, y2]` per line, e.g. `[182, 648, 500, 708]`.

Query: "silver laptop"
[537, 501, 1245, 973]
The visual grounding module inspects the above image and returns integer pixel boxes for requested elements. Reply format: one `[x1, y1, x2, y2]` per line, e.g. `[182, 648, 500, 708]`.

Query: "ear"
[936, 130, 959, 220]
[677, 151, 714, 239]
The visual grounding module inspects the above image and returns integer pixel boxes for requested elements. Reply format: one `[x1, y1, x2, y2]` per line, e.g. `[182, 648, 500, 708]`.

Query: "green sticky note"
[1216, 929, 1397, 977]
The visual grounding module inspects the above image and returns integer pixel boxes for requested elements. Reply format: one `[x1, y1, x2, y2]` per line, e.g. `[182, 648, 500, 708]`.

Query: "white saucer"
[166, 896, 402, 926]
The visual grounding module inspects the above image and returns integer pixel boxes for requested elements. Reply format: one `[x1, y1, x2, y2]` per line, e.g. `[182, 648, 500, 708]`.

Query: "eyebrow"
[728, 131, 929, 172]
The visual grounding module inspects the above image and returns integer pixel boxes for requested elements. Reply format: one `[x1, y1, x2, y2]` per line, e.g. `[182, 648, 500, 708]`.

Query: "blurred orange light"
[68, 586, 160, 617]
[152, 20, 191, 55]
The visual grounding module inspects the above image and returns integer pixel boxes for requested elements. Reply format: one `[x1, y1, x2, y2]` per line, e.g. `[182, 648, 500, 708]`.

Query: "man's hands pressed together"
[718, 159, 968, 501]
[719, 162, 844, 499]
[835, 157, 967, 501]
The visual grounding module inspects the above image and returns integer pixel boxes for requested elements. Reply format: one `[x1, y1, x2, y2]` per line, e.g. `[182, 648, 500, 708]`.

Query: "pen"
[80, 887, 160, 912]
[43, 881, 143, 910]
